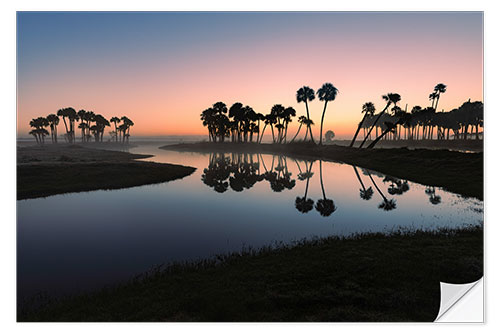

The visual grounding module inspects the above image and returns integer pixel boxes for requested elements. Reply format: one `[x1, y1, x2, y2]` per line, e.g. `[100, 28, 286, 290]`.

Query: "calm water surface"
[17, 144, 483, 299]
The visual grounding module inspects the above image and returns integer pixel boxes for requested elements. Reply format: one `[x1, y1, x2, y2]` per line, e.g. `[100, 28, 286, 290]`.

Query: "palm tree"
[120, 116, 134, 143]
[429, 92, 438, 109]
[282, 107, 296, 143]
[296, 86, 316, 143]
[270, 104, 285, 143]
[290, 115, 308, 143]
[110, 117, 121, 142]
[77, 109, 87, 142]
[46, 114, 59, 144]
[433, 83, 447, 111]
[367, 122, 398, 149]
[57, 108, 70, 143]
[317, 83, 339, 145]
[315, 160, 337, 216]
[229, 102, 245, 142]
[29, 117, 49, 144]
[349, 102, 375, 147]
[359, 93, 401, 148]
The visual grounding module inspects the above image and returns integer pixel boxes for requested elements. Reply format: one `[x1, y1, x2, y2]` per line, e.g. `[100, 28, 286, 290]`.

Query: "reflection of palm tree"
[367, 171, 397, 211]
[425, 186, 442, 205]
[295, 161, 314, 213]
[353, 166, 373, 200]
[315, 160, 337, 216]
[383, 176, 410, 195]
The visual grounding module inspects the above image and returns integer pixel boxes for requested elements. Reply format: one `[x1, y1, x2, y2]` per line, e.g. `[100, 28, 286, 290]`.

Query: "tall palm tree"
[350, 102, 375, 147]
[121, 116, 134, 143]
[56, 108, 70, 143]
[429, 92, 438, 109]
[282, 107, 296, 143]
[270, 104, 285, 143]
[229, 102, 245, 142]
[317, 83, 339, 145]
[110, 117, 121, 142]
[77, 109, 87, 142]
[46, 114, 59, 144]
[359, 93, 401, 148]
[296, 86, 316, 143]
[315, 160, 337, 216]
[433, 83, 447, 111]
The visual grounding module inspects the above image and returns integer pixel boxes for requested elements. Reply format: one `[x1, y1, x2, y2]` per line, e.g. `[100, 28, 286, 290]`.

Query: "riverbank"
[17, 145, 196, 200]
[333, 139, 483, 152]
[161, 142, 483, 200]
[19, 225, 483, 322]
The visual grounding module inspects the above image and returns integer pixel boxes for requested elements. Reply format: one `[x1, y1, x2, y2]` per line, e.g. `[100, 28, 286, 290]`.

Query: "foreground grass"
[19, 225, 483, 322]
[17, 145, 195, 200]
[161, 142, 483, 199]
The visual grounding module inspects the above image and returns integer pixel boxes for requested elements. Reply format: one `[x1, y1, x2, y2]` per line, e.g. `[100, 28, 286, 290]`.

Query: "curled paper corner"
[435, 277, 483, 322]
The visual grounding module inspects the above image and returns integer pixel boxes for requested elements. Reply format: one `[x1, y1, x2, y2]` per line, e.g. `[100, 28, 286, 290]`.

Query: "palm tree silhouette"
[350, 102, 375, 147]
[352, 166, 374, 200]
[317, 83, 339, 145]
[110, 117, 121, 142]
[77, 109, 87, 142]
[295, 161, 314, 213]
[359, 93, 401, 148]
[290, 115, 308, 143]
[296, 86, 316, 143]
[433, 83, 447, 111]
[315, 160, 337, 216]
[46, 114, 59, 144]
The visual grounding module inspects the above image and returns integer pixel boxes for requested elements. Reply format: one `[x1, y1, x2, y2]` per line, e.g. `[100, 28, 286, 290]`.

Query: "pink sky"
[17, 12, 483, 139]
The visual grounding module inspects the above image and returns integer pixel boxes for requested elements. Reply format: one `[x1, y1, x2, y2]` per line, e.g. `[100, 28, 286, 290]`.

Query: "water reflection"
[200, 152, 443, 215]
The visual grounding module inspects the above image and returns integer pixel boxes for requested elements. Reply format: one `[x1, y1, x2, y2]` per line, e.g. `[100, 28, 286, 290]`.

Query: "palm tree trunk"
[305, 100, 315, 143]
[350, 113, 368, 147]
[359, 103, 390, 148]
[367, 127, 394, 149]
[319, 101, 328, 145]
[290, 123, 303, 143]
[259, 124, 267, 144]
[353, 166, 367, 192]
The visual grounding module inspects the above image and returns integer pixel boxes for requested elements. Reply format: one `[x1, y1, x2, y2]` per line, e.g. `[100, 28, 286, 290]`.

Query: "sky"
[17, 12, 483, 139]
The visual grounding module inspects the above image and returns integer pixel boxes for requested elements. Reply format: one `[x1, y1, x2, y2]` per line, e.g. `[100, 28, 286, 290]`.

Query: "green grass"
[19, 225, 483, 322]
[161, 142, 483, 199]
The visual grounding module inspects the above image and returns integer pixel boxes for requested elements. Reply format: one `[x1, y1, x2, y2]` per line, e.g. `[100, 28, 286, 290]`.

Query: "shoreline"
[160, 142, 483, 200]
[19, 225, 483, 322]
[17, 144, 196, 200]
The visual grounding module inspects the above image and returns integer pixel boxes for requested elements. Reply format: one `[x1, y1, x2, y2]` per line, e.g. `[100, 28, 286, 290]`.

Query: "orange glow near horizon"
[17, 12, 483, 139]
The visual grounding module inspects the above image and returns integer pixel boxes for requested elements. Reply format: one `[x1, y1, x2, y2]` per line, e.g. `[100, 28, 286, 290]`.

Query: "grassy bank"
[19, 225, 483, 322]
[161, 142, 483, 199]
[17, 145, 195, 200]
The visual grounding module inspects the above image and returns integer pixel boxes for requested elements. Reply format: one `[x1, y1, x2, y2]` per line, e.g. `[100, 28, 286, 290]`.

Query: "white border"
[3, 1, 498, 332]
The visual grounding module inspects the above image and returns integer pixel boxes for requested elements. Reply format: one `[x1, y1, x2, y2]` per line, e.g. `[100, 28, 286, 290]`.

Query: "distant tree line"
[350, 84, 483, 148]
[200, 83, 339, 145]
[201, 82, 483, 149]
[28, 107, 134, 144]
